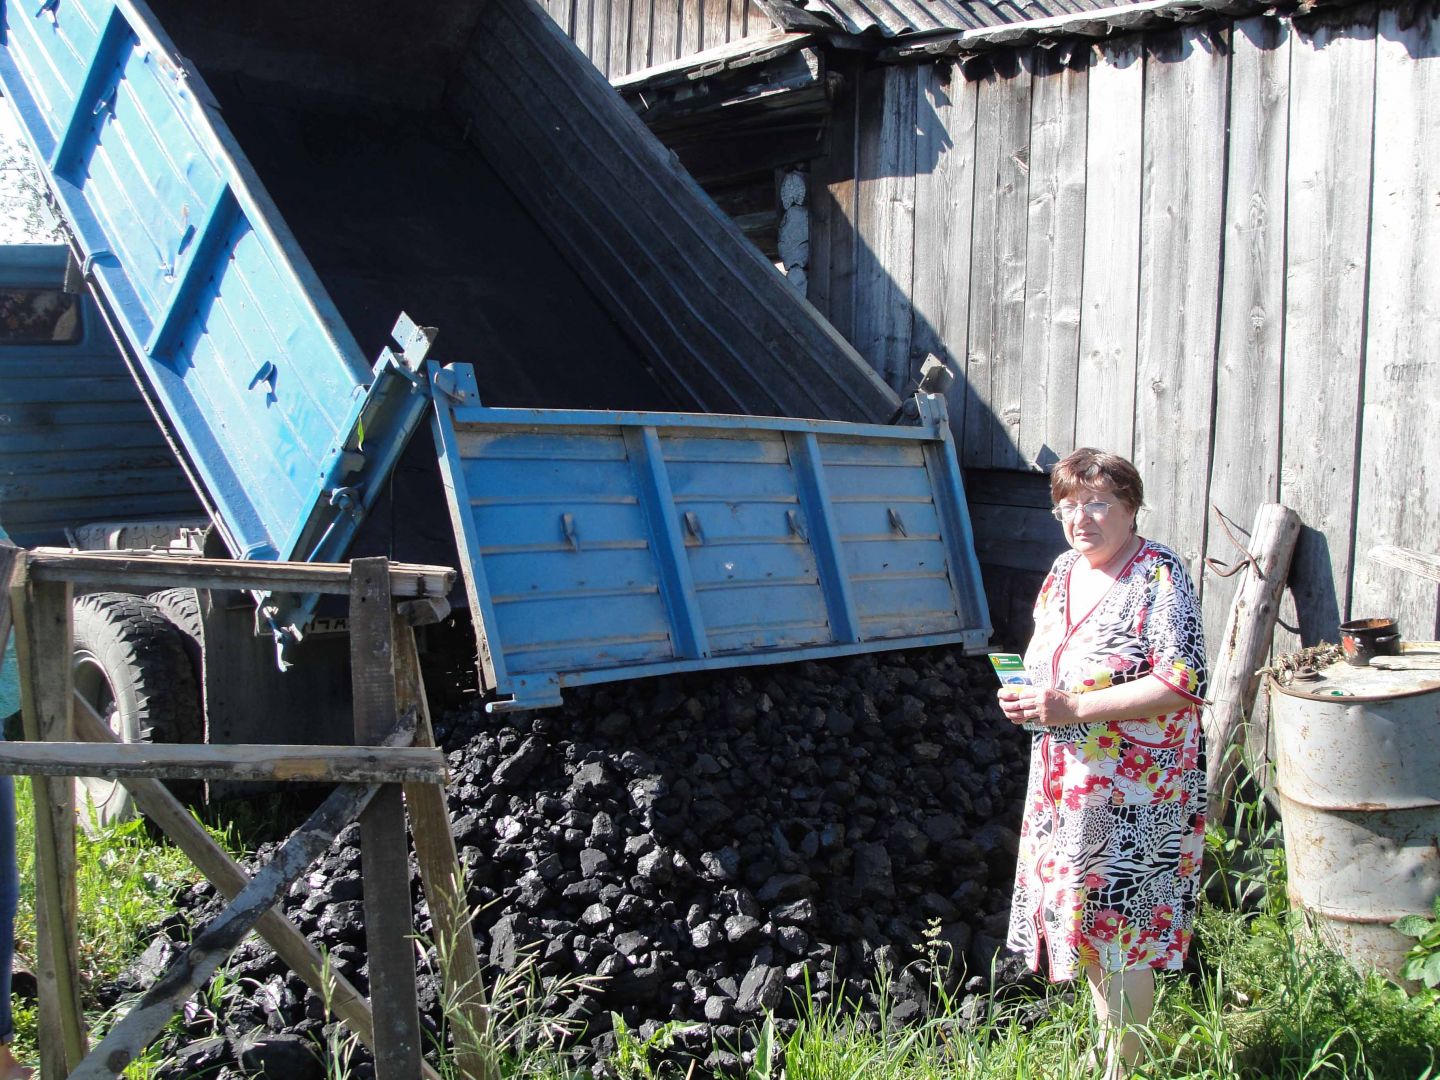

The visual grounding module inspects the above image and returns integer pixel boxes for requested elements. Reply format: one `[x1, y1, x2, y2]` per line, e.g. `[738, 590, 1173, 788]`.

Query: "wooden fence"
[537, 0, 764, 78]
[806, 4, 1440, 651]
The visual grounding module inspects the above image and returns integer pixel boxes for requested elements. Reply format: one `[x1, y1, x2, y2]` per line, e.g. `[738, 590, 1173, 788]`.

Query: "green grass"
[9, 780, 226, 1067]
[8, 781, 1439, 1079]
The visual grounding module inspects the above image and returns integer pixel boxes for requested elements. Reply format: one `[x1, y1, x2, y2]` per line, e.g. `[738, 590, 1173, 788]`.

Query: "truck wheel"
[72, 593, 202, 830]
[146, 587, 204, 687]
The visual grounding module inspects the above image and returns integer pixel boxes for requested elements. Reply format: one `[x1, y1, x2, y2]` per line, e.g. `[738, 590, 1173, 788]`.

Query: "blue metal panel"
[431, 365, 992, 711]
[0, 1, 425, 580]
[0, 245, 200, 545]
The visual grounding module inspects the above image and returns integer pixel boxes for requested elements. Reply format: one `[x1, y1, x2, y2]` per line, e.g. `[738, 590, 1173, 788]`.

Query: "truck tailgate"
[431, 368, 989, 710]
[0, 0, 424, 567]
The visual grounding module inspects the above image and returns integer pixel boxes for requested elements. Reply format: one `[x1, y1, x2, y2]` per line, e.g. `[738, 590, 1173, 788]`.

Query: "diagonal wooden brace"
[70, 780, 379, 1079]
[71, 696, 446, 1080]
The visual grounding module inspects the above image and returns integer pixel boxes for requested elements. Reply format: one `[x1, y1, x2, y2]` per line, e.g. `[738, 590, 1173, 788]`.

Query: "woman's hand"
[996, 686, 1081, 728]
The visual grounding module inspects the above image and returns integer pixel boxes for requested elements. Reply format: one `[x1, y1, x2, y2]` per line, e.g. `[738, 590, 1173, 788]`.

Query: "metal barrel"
[1269, 661, 1440, 986]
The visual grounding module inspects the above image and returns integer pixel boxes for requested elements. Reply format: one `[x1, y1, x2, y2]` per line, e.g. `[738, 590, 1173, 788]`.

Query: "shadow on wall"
[803, 11, 1435, 652]
[1286, 525, 1343, 648]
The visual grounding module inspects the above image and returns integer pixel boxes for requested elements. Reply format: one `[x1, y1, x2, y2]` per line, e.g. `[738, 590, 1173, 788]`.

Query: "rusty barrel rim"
[1268, 673, 1440, 704]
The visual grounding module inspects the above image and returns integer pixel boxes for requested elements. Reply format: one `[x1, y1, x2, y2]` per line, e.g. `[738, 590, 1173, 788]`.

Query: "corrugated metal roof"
[794, 0, 1123, 37]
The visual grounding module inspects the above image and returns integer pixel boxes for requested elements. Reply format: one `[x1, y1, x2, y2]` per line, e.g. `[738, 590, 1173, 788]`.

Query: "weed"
[610, 1013, 703, 1078]
[1393, 894, 1440, 1005]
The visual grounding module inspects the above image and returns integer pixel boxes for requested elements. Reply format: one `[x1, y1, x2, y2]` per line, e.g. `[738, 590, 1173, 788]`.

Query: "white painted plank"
[964, 50, 1033, 468]
[1018, 46, 1086, 470]
[1134, 26, 1228, 584]
[1074, 39, 1144, 456]
[1350, 9, 1440, 641]
[1279, 12, 1377, 647]
[853, 65, 918, 393]
[911, 61, 978, 447]
[1202, 15, 1290, 652]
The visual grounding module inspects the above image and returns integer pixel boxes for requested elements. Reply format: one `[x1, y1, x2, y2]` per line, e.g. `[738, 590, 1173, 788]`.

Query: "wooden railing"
[0, 545, 496, 1080]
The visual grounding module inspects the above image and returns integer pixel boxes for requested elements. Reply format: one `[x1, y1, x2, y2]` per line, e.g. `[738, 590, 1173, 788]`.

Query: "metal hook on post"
[1203, 504, 1264, 580]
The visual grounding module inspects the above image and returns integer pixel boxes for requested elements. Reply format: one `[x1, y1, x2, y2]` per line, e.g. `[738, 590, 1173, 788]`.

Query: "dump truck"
[0, 0, 991, 787]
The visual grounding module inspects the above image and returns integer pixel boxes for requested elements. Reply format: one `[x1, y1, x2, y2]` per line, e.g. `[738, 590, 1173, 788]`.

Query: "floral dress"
[1006, 539, 1207, 982]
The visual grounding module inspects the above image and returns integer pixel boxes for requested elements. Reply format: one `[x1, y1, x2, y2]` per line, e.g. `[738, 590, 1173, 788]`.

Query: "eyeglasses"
[1051, 500, 1113, 522]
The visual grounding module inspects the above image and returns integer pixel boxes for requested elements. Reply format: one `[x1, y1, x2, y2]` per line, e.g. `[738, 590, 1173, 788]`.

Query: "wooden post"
[349, 558, 423, 1078]
[1203, 503, 1302, 825]
[8, 554, 87, 1077]
[395, 616, 496, 1080]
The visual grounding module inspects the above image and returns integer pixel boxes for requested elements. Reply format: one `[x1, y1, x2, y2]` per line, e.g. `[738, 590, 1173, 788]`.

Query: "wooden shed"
[543, 0, 1440, 653]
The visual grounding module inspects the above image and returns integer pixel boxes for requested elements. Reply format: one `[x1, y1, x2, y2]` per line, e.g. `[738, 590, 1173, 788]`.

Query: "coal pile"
[127, 647, 1030, 1077]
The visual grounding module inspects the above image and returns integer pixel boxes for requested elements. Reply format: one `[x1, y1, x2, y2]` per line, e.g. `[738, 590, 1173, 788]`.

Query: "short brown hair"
[1050, 447, 1144, 513]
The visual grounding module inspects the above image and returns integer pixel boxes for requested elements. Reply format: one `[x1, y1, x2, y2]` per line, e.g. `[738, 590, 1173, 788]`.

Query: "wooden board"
[543, 0, 576, 38]
[1278, 9, 1377, 648]
[595, 0, 616, 76]
[610, 0, 633, 78]
[629, 0, 654, 73]
[1018, 46, 1087, 470]
[682, 0, 703, 59]
[1202, 15, 1289, 652]
[395, 619, 494, 1079]
[1074, 38, 1144, 456]
[1133, 25, 1228, 584]
[25, 550, 454, 598]
[852, 64, 918, 393]
[807, 53, 862, 341]
[1368, 546, 1440, 586]
[731, 0, 751, 42]
[652, 0, 681, 66]
[1349, 8, 1440, 642]
[911, 60, 978, 447]
[963, 49, 1033, 470]
[574, 0, 595, 64]
[703, 0, 729, 53]
[0, 742, 446, 785]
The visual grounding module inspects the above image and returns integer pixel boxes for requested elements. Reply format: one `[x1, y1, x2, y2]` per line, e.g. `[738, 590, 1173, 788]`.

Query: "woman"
[997, 448, 1206, 1079]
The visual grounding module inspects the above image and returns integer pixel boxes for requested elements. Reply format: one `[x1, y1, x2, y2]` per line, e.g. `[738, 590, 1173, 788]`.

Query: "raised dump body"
[0, 0, 991, 709]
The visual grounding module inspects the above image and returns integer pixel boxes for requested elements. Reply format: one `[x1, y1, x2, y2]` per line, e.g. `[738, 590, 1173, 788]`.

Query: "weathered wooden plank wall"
[808, 4, 1440, 648]
[1203, 15, 1289, 653]
[1018, 48, 1086, 473]
[1350, 8, 1440, 642]
[542, 0, 758, 77]
[964, 52, 1033, 470]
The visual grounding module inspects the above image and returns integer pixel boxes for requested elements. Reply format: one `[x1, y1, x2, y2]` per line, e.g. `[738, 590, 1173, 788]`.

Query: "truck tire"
[146, 587, 204, 687]
[72, 592, 202, 830]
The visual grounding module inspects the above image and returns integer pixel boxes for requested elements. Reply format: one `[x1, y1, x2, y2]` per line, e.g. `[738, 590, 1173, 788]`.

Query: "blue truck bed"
[0, 0, 991, 708]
